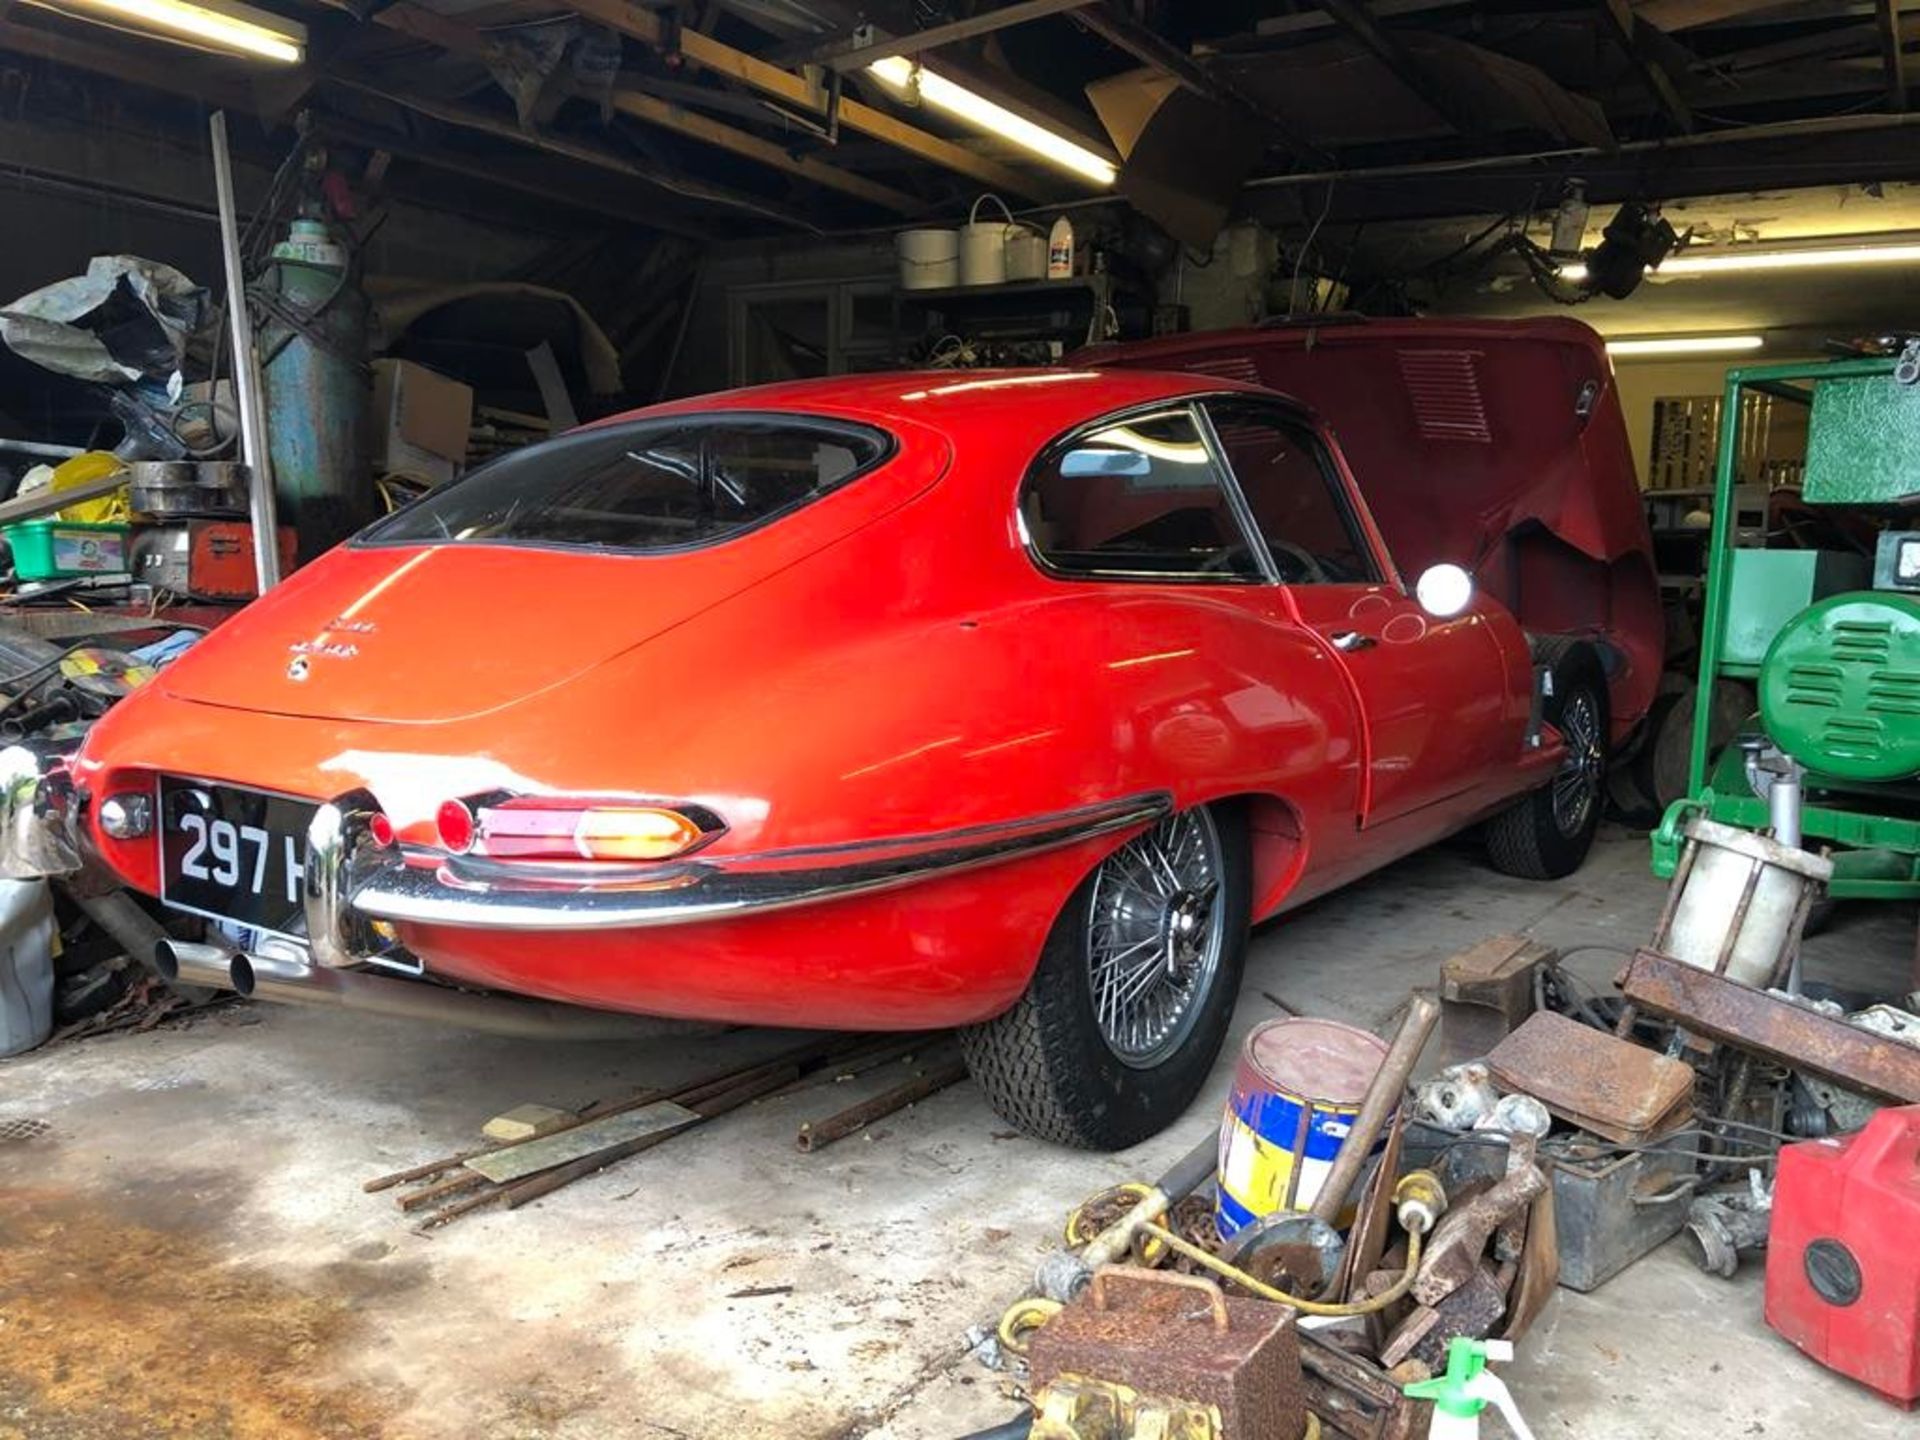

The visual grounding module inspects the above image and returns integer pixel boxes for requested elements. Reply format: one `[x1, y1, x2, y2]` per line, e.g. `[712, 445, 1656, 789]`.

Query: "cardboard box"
[373, 360, 472, 484]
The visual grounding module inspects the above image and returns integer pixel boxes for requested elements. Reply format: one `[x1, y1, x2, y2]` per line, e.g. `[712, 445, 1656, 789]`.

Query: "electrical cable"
[1136, 1218, 1427, 1317]
[1285, 180, 1338, 316]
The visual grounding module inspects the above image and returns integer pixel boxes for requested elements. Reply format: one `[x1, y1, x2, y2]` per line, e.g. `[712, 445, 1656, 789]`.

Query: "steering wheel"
[1268, 539, 1330, 585]
[1195, 548, 1247, 575]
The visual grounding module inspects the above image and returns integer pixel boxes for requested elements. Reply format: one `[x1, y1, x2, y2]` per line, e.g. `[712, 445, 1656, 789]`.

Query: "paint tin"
[1216, 1016, 1389, 1240]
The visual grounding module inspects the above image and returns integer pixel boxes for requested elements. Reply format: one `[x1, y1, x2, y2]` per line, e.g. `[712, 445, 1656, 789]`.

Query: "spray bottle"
[1403, 1338, 1535, 1440]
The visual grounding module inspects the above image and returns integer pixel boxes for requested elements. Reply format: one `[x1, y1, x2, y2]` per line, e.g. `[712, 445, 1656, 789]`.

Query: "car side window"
[1202, 399, 1378, 585]
[1022, 409, 1260, 580]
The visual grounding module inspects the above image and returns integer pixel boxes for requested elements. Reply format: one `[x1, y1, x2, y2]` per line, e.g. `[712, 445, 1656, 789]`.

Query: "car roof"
[1076, 314, 1609, 370]
[639, 367, 1269, 439]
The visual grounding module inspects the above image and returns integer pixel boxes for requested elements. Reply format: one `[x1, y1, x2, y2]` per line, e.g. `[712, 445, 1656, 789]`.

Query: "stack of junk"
[956, 814, 1920, 1439]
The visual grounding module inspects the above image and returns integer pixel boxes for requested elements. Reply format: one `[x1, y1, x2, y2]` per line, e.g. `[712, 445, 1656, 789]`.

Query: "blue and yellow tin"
[1215, 1017, 1390, 1240]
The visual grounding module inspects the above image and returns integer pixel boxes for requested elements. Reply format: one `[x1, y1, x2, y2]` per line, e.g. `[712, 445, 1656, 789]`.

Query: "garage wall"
[669, 235, 895, 397]
[1610, 354, 1819, 486]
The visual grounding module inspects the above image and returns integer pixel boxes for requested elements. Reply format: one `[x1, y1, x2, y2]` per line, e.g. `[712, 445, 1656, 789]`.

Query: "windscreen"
[361, 414, 892, 553]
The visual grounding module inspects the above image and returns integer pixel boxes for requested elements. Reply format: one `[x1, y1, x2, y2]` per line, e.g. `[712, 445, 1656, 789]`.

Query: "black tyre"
[1486, 639, 1609, 881]
[961, 803, 1252, 1150]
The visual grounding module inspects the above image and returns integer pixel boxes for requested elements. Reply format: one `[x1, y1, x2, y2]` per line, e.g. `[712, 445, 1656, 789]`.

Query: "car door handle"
[1328, 631, 1376, 652]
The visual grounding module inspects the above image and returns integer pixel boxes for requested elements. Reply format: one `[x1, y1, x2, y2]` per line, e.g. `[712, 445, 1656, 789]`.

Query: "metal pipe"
[1768, 763, 1806, 994]
[0, 438, 84, 460]
[1309, 993, 1440, 1225]
[223, 947, 660, 1040]
[72, 890, 218, 1001]
[795, 1056, 967, 1150]
[1770, 769, 1804, 850]
[153, 937, 241, 991]
[208, 110, 281, 594]
[1245, 110, 1920, 190]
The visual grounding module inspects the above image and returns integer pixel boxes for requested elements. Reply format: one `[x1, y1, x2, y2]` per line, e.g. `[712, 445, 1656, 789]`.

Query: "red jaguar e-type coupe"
[1, 321, 1658, 1148]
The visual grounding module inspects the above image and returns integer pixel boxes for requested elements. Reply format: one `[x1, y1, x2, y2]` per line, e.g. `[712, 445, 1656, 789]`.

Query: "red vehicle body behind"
[1, 323, 1661, 1147]
[1081, 316, 1662, 745]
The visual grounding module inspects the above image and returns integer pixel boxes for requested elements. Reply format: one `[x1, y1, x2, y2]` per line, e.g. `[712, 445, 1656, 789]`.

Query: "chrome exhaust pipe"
[227, 948, 655, 1041]
[154, 938, 241, 992]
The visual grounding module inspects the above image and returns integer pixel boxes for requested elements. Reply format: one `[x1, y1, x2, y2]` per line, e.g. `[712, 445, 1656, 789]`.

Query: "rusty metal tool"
[1619, 948, 1920, 1103]
[1412, 1164, 1548, 1306]
[1228, 995, 1440, 1297]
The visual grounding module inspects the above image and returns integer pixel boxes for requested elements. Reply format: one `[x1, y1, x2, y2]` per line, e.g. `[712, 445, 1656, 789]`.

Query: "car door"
[1198, 395, 1521, 828]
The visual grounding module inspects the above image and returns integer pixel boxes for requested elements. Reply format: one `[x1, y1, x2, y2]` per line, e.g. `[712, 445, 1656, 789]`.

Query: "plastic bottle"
[1404, 1338, 1536, 1440]
[1047, 216, 1074, 279]
[0, 878, 56, 1056]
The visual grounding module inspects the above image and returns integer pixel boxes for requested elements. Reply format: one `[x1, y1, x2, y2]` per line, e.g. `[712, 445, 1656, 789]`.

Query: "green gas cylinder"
[259, 217, 372, 563]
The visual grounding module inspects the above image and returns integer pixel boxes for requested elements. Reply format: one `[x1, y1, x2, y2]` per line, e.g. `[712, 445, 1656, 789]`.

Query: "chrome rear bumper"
[0, 741, 1167, 968]
[341, 791, 1170, 939]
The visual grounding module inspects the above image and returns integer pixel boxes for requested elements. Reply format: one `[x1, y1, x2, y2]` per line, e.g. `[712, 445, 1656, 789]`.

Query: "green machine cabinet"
[1652, 354, 1920, 900]
[1721, 550, 1871, 672]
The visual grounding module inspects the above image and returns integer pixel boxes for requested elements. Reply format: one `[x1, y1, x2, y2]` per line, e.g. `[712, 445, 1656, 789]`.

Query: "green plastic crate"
[3, 519, 131, 580]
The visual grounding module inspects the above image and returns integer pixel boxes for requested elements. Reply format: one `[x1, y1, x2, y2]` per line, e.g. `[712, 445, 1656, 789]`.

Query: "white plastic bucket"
[1005, 224, 1047, 281]
[896, 228, 959, 290]
[959, 194, 1017, 286]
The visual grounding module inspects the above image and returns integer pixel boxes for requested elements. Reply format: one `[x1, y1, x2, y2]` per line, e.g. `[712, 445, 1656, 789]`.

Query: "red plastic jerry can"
[1766, 1104, 1920, 1408]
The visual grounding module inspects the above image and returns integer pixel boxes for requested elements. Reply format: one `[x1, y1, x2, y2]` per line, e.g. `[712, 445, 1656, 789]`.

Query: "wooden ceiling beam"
[327, 76, 821, 232]
[608, 86, 925, 212]
[1598, 0, 1696, 131]
[1876, 0, 1908, 109]
[0, 17, 690, 236]
[0, 14, 257, 110]
[347, 0, 931, 212]
[563, 0, 1052, 197]
[1073, 3, 1327, 162]
[803, 0, 1100, 71]
[314, 110, 675, 231]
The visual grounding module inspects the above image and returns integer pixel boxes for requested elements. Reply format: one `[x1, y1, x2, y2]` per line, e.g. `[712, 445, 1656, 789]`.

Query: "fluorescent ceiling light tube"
[1606, 335, 1766, 358]
[34, 0, 304, 62]
[868, 56, 1116, 187]
[1560, 239, 1920, 284]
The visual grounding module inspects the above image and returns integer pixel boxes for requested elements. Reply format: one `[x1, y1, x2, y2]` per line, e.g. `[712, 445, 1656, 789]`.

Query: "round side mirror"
[1415, 563, 1474, 618]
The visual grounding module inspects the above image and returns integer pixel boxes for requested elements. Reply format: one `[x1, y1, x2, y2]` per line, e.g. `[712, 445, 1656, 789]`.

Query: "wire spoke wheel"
[1552, 689, 1603, 837]
[1085, 808, 1227, 1069]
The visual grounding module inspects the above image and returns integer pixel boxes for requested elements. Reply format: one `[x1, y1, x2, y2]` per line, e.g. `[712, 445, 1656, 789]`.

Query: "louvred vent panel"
[1398, 349, 1492, 443]
[1180, 356, 1261, 386]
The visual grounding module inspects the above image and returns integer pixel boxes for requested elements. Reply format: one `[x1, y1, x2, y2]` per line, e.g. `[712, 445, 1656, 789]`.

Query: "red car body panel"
[64, 366, 1585, 1027]
[1080, 317, 1663, 743]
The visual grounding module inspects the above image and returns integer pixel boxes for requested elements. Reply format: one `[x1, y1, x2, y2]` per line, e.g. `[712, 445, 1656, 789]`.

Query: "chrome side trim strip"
[348, 791, 1171, 934]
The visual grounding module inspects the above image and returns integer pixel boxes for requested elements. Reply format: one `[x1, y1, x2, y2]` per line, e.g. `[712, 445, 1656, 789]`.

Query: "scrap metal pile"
[962, 813, 1920, 1438]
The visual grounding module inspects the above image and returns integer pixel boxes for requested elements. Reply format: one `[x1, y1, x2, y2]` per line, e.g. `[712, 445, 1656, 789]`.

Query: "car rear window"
[360, 414, 892, 553]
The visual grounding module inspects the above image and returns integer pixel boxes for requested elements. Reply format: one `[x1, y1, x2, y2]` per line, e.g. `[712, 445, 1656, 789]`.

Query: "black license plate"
[158, 777, 318, 939]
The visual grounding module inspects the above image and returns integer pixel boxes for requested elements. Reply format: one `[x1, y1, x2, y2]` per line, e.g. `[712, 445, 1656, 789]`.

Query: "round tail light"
[436, 799, 476, 854]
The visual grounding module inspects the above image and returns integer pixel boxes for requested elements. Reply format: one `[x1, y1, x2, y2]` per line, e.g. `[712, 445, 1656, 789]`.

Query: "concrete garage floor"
[3, 828, 1914, 1440]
